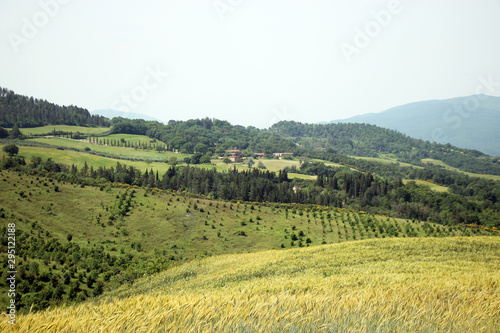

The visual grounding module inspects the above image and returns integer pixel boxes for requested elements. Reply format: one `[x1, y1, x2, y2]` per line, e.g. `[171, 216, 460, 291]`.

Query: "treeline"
[287, 160, 500, 226]
[110, 117, 297, 154]
[2, 155, 499, 228]
[269, 121, 500, 175]
[0, 87, 109, 128]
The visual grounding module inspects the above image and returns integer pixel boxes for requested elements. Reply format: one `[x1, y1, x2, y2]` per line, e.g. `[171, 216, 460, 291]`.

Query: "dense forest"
[2, 154, 498, 228]
[0, 87, 109, 128]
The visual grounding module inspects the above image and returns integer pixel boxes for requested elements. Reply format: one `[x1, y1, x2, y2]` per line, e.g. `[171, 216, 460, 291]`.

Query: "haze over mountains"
[328, 95, 500, 157]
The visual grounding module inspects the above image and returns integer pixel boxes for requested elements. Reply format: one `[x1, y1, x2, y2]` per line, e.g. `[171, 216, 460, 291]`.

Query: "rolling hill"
[328, 95, 500, 156]
[3, 237, 499, 332]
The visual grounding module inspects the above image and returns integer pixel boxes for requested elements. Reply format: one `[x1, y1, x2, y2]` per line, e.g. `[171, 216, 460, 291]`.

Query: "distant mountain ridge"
[91, 109, 163, 123]
[328, 95, 500, 156]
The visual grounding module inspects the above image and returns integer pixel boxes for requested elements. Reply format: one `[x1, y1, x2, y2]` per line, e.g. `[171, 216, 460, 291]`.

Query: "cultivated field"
[3, 237, 499, 332]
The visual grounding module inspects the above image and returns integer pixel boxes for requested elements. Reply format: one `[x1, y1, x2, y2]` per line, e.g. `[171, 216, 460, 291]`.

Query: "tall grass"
[3, 237, 499, 332]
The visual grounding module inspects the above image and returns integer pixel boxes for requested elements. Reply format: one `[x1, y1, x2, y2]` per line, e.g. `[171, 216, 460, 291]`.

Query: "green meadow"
[15, 125, 110, 135]
[422, 158, 500, 181]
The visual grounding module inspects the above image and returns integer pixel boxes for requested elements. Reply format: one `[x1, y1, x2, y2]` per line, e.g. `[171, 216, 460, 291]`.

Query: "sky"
[1, 0, 500, 128]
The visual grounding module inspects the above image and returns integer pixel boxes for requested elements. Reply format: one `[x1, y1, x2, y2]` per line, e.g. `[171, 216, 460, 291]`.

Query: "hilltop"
[3, 237, 499, 332]
[328, 95, 500, 156]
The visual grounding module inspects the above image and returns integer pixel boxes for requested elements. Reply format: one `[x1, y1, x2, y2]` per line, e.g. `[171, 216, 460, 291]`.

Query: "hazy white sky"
[1, 0, 499, 128]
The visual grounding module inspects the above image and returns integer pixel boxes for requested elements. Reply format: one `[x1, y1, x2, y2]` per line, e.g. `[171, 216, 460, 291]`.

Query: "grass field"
[2, 142, 321, 181]
[350, 155, 423, 169]
[93, 133, 165, 146]
[27, 137, 186, 162]
[403, 179, 449, 192]
[2, 168, 486, 316]
[1, 169, 470, 259]
[0, 143, 182, 174]
[4, 237, 499, 332]
[13, 125, 110, 136]
[422, 158, 500, 181]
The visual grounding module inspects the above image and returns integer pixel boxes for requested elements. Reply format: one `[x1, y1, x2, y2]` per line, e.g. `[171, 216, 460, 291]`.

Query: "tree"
[194, 142, 208, 154]
[247, 158, 255, 168]
[67, 234, 73, 242]
[9, 126, 23, 139]
[257, 161, 266, 169]
[190, 153, 202, 165]
[0, 127, 8, 138]
[168, 156, 177, 166]
[2, 144, 19, 156]
[223, 157, 231, 164]
[200, 154, 211, 164]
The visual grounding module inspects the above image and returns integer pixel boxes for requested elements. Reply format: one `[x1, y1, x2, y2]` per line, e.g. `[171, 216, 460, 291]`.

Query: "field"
[422, 158, 500, 181]
[27, 136, 185, 161]
[3, 141, 323, 181]
[350, 154, 423, 169]
[2, 168, 488, 314]
[93, 133, 166, 146]
[14, 125, 110, 136]
[3, 237, 499, 332]
[403, 179, 449, 192]
[0, 170, 470, 259]
[0, 143, 181, 174]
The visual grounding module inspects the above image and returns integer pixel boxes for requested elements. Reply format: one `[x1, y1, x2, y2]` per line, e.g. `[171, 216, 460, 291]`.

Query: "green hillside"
[270, 121, 500, 175]
[0, 168, 487, 313]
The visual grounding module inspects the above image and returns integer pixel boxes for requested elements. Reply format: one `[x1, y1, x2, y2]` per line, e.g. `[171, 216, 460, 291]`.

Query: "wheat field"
[3, 237, 499, 332]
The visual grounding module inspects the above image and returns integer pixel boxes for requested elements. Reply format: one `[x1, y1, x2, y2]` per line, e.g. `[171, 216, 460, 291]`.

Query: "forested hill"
[328, 95, 500, 156]
[110, 117, 297, 154]
[0, 87, 109, 128]
[269, 121, 500, 175]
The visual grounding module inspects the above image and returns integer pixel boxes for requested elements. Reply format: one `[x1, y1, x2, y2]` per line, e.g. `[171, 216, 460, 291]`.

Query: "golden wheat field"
[3, 237, 500, 332]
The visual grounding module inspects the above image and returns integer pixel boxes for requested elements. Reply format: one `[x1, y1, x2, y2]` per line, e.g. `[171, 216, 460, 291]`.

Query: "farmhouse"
[273, 152, 293, 158]
[226, 149, 242, 162]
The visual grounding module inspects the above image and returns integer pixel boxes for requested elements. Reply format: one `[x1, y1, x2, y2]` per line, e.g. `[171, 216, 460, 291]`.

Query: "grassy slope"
[27, 137, 185, 160]
[5, 237, 499, 332]
[350, 154, 423, 169]
[0, 143, 181, 174]
[15, 125, 110, 135]
[403, 179, 449, 192]
[1, 170, 467, 258]
[1, 169, 486, 311]
[422, 158, 500, 181]
[9, 140, 314, 180]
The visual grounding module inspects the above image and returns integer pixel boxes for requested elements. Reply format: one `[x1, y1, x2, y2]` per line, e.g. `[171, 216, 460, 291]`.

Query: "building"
[273, 153, 294, 158]
[226, 149, 242, 163]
